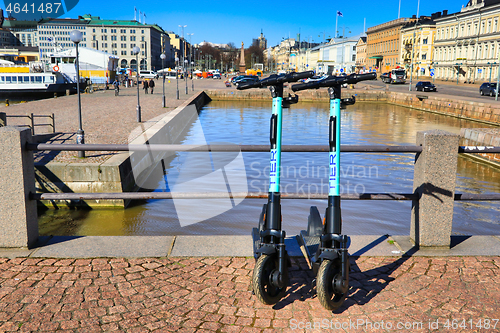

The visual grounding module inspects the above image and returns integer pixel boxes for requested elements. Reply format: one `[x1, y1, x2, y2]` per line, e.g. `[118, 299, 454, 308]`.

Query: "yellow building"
[366, 17, 416, 72]
[355, 36, 367, 72]
[434, 0, 500, 83]
[400, 17, 437, 78]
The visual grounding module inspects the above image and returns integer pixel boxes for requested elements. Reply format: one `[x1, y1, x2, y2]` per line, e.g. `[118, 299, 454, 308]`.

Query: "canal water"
[38, 100, 500, 236]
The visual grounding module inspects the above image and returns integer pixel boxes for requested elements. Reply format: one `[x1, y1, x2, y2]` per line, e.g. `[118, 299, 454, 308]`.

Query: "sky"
[2, 0, 470, 47]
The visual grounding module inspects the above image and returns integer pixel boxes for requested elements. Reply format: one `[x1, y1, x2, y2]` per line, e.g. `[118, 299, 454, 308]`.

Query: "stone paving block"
[170, 236, 253, 257]
[31, 236, 174, 258]
[392, 235, 500, 256]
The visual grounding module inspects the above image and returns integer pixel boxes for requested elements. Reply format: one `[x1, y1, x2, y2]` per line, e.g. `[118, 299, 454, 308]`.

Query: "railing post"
[0, 112, 5, 127]
[0, 127, 38, 248]
[411, 130, 460, 248]
[52, 113, 55, 133]
[30, 113, 35, 135]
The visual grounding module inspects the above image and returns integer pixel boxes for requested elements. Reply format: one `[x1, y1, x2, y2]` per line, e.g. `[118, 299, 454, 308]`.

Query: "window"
[121, 36, 127, 41]
[352, 54, 356, 61]
[130, 36, 136, 41]
[111, 36, 116, 41]
[422, 54, 426, 60]
[120, 29, 126, 33]
[121, 50, 127, 55]
[121, 43, 126, 48]
[423, 38, 428, 45]
[130, 29, 135, 34]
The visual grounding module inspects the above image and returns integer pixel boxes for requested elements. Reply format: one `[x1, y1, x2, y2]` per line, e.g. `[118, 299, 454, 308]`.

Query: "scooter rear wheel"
[252, 253, 288, 305]
[316, 259, 349, 311]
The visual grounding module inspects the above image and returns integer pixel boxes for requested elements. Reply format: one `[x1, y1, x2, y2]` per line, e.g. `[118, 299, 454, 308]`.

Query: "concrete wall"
[206, 89, 500, 126]
[460, 128, 500, 166]
[35, 91, 211, 208]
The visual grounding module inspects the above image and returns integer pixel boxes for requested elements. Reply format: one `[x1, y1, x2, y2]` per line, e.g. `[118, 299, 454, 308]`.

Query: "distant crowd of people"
[111, 76, 157, 96]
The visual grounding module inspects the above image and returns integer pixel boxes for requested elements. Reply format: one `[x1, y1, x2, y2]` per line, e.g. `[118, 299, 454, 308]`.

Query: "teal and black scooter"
[237, 70, 314, 305]
[291, 72, 377, 310]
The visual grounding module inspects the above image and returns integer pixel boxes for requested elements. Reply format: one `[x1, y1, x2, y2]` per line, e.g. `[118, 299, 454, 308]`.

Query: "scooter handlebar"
[236, 81, 262, 90]
[291, 72, 377, 91]
[236, 71, 314, 90]
[287, 71, 315, 82]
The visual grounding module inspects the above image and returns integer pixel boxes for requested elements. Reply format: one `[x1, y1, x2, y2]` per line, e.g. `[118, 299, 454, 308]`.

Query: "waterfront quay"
[0, 77, 500, 331]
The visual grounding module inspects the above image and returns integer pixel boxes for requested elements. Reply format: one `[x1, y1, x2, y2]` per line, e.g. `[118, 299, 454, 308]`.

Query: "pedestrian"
[113, 79, 119, 96]
[149, 78, 155, 94]
[143, 79, 149, 94]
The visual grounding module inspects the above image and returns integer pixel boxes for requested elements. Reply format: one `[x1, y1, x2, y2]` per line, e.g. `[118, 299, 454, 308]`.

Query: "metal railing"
[26, 143, 500, 202]
[7, 113, 55, 135]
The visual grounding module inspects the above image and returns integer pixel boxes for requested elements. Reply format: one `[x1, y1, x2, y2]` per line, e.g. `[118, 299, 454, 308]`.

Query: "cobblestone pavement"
[0, 256, 498, 332]
[3, 78, 231, 164]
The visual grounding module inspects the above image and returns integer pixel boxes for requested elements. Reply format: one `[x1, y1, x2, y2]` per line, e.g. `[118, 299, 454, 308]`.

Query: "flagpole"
[336, 14, 338, 38]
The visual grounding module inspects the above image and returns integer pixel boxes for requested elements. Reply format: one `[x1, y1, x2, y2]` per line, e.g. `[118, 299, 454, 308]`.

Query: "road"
[358, 76, 500, 103]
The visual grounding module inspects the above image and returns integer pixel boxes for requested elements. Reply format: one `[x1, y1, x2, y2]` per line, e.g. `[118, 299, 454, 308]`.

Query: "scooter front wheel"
[316, 259, 349, 311]
[252, 253, 288, 305]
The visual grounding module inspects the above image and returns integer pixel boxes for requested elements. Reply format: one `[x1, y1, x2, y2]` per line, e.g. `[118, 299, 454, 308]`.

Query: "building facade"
[366, 17, 416, 72]
[400, 16, 437, 78]
[38, 15, 172, 71]
[434, 0, 500, 83]
[355, 36, 367, 72]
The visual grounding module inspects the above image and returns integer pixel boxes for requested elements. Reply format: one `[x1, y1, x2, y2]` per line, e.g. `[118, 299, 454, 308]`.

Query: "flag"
[337, 11, 343, 17]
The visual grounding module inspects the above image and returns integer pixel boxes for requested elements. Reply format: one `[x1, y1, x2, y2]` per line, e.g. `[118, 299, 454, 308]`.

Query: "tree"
[245, 40, 264, 69]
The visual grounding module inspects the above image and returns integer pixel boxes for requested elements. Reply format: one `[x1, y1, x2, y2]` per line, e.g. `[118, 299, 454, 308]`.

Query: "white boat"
[0, 61, 85, 96]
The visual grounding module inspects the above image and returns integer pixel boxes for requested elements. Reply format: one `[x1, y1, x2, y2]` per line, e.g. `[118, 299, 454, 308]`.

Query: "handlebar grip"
[291, 81, 320, 92]
[348, 72, 377, 83]
[288, 71, 315, 82]
[236, 81, 262, 90]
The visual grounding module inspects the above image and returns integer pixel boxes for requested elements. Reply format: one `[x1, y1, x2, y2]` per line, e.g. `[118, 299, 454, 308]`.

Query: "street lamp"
[132, 46, 141, 122]
[184, 59, 188, 94]
[160, 53, 166, 107]
[409, 0, 421, 91]
[175, 57, 179, 99]
[70, 29, 84, 158]
[191, 61, 194, 91]
[487, 62, 497, 83]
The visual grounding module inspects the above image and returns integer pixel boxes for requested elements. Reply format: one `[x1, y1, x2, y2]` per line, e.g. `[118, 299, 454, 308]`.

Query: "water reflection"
[38, 100, 500, 236]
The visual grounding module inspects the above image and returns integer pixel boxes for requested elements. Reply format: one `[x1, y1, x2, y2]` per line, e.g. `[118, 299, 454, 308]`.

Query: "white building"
[434, 0, 500, 83]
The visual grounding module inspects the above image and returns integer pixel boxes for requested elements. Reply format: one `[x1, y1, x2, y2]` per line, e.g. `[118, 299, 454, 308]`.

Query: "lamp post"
[70, 30, 84, 158]
[191, 61, 194, 91]
[160, 53, 166, 107]
[455, 62, 462, 85]
[175, 57, 179, 99]
[409, 0, 421, 91]
[132, 46, 141, 122]
[488, 62, 496, 83]
[184, 59, 188, 94]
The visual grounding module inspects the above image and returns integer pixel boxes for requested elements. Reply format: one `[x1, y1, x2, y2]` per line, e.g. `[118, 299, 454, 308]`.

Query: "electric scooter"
[237, 71, 314, 305]
[291, 72, 377, 310]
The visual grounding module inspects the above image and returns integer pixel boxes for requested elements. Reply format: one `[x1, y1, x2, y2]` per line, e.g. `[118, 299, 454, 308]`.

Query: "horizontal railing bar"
[33, 123, 52, 127]
[25, 143, 500, 154]
[31, 115, 53, 118]
[459, 146, 500, 153]
[6, 115, 30, 118]
[27, 143, 423, 153]
[30, 192, 500, 201]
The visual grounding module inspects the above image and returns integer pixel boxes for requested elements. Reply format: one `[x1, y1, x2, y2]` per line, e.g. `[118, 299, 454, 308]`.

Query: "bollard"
[5, 99, 9, 106]
[0, 127, 38, 248]
[411, 130, 460, 248]
[66, 89, 70, 96]
[0, 112, 5, 127]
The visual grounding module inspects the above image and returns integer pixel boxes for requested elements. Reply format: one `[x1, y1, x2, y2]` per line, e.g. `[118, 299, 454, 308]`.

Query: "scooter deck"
[299, 230, 320, 261]
[252, 227, 260, 259]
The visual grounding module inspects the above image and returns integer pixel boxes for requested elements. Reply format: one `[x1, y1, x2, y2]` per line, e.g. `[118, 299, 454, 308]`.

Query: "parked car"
[480, 82, 498, 96]
[415, 81, 437, 92]
[233, 76, 259, 87]
[139, 70, 158, 79]
[230, 75, 247, 83]
[213, 73, 221, 79]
